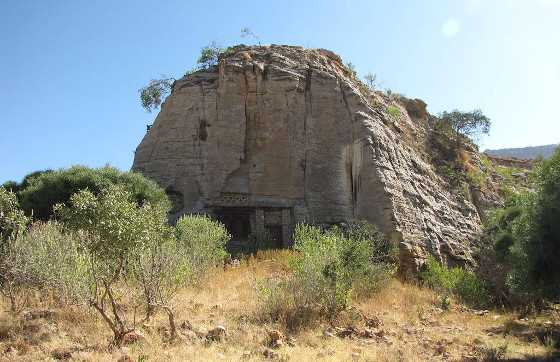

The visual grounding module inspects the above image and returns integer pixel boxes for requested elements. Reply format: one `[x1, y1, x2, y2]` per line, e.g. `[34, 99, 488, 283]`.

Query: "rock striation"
[132, 45, 503, 277]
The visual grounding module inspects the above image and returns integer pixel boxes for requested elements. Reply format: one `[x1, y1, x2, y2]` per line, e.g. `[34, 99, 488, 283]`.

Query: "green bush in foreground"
[18, 165, 170, 221]
[260, 220, 395, 330]
[421, 256, 490, 309]
[0, 188, 29, 241]
[175, 214, 229, 280]
[507, 148, 560, 306]
[1, 221, 88, 312]
[131, 214, 228, 339]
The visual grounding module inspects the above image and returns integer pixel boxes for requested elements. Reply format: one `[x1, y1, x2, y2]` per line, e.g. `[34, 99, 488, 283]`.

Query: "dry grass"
[1, 250, 559, 361]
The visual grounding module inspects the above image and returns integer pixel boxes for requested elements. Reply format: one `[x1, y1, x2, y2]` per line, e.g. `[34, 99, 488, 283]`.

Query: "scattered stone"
[263, 349, 279, 359]
[357, 328, 374, 338]
[286, 337, 296, 347]
[224, 258, 240, 267]
[122, 332, 141, 345]
[365, 316, 382, 328]
[182, 330, 198, 341]
[157, 325, 170, 338]
[195, 327, 208, 338]
[323, 331, 336, 339]
[217, 353, 226, 359]
[404, 326, 416, 335]
[435, 345, 446, 355]
[212, 304, 223, 310]
[335, 327, 355, 338]
[24, 310, 54, 320]
[375, 329, 386, 338]
[180, 320, 193, 330]
[207, 325, 227, 341]
[266, 328, 284, 343]
[272, 339, 283, 349]
[381, 336, 393, 345]
[118, 354, 133, 362]
[242, 351, 251, 358]
[473, 310, 489, 316]
[51, 347, 72, 360]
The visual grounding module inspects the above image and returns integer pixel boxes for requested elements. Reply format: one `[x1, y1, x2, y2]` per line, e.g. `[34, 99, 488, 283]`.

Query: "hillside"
[484, 144, 559, 160]
[1, 251, 558, 361]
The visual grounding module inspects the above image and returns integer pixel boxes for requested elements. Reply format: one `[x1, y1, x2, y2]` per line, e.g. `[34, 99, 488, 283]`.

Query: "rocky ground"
[1, 250, 559, 361]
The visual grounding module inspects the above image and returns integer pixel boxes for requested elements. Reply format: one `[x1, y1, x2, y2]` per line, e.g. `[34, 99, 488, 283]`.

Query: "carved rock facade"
[133, 45, 496, 276]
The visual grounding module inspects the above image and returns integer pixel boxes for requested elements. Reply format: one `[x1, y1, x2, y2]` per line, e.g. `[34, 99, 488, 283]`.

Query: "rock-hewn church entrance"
[212, 206, 292, 253]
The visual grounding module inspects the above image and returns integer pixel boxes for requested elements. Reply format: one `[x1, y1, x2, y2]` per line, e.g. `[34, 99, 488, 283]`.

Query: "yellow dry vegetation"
[0, 250, 558, 361]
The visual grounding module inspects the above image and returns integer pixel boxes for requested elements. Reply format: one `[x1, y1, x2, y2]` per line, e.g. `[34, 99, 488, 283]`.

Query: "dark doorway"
[267, 225, 283, 248]
[214, 208, 253, 240]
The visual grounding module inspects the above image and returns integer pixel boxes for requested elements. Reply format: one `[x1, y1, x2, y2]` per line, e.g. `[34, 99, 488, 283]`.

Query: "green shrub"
[260, 220, 395, 330]
[18, 165, 169, 221]
[197, 41, 225, 69]
[246, 227, 275, 255]
[386, 105, 401, 117]
[507, 149, 560, 306]
[0, 188, 28, 241]
[1, 221, 88, 306]
[175, 214, 229, 279]
[56, 185, 171, 345]
[421, 256, 491, 309]
[335, 219, 398, 268]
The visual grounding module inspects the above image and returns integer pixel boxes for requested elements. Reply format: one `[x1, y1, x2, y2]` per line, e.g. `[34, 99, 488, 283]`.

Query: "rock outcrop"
[132, 45, 503, 277]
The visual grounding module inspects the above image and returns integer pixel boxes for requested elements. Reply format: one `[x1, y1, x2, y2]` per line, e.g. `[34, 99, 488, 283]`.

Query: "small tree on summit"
[197, 41, 225, 69]
[438, 109, 491, 148]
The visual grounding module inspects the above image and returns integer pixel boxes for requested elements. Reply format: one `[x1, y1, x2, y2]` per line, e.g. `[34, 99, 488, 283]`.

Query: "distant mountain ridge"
[484, 143, 559, 160]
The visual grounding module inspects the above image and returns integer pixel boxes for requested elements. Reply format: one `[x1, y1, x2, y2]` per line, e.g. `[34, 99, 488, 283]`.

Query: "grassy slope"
[1, 250, 559, 361]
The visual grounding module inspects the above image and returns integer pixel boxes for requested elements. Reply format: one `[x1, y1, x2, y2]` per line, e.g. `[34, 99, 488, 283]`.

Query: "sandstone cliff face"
[132, 45, 498, 277]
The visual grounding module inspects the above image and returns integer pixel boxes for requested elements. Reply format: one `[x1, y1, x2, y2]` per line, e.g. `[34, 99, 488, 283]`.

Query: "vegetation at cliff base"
[259, 221, 396, 331]
[1, 179, 230, 346]
[7, 165, 169, 221]
[480, 147, 560, 310]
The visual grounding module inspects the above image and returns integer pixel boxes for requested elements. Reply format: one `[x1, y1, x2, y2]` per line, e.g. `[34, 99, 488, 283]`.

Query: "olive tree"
[56, 185, 170, 346]
[438, 109, 491, 148]
[131, 214, 229, 340]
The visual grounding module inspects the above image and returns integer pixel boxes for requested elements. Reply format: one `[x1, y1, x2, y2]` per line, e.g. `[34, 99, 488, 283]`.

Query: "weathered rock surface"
[132, 45, 502, 276]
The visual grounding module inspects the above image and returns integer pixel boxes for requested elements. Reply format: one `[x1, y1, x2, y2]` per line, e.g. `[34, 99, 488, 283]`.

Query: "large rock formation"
[132, 45, 502, 277]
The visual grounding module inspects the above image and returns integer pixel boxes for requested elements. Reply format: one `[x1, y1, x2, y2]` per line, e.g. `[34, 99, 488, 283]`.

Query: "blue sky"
[1, 0, 559, 184]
